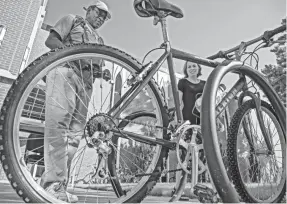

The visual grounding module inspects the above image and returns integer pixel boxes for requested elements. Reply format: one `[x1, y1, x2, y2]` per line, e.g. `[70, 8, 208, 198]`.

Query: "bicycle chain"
[117, 117, 168, 130]
[134, 168, 183, 177]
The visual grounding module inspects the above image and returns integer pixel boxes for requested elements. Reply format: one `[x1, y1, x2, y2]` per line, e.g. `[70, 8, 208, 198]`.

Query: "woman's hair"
[183, 61, 202, 78]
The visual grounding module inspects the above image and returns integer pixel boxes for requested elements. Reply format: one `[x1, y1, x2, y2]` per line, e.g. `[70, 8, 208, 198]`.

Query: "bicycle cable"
[241, 41, 268, 93]
[141, 47, 165, 64]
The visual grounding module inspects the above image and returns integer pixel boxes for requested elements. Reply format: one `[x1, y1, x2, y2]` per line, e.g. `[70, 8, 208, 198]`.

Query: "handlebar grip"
[264, 25, 286, 41]
[270, 25, 286, 36]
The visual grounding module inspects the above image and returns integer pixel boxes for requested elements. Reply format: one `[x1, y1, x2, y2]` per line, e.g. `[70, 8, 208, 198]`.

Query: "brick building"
[0, 0, 49, 180]
[0, 0, 48, 107]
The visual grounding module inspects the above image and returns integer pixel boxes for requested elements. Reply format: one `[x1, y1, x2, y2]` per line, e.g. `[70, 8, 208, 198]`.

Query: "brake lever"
[265, 38, 286, 47]
[235, 41, 247, 60]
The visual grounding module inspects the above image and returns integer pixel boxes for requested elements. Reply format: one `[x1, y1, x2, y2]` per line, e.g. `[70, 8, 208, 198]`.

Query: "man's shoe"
[45, 182, 78, 203]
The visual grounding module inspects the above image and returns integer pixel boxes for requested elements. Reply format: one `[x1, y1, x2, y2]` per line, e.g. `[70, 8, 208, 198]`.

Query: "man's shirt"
[50, 14, 105, 85]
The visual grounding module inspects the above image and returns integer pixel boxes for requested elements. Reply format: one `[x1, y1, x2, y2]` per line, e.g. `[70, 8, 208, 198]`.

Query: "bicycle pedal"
[194, 183, 211, 191]
[193, 184, 220, 203]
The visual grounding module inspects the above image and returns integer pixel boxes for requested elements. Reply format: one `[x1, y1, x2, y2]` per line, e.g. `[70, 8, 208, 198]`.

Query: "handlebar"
[207, 25, 286, 60]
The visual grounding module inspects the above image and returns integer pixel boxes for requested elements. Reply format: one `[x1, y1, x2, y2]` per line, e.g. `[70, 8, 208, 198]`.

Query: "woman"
[178, 61, 206, 124]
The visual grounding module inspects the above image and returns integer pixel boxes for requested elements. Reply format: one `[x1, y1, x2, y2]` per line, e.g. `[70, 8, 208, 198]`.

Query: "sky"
[44, 0, 286, 86]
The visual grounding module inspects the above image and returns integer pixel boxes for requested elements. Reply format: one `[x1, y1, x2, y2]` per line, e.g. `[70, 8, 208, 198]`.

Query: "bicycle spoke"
[55, 68, 91, 118]
[109, 142, 147, 174]
[103, 74, 133, 114]
[70, 145, 88, 196]
[35, 84, 85, 125]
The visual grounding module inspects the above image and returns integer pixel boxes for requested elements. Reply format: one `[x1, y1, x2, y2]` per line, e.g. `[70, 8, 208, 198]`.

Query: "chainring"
[175, 124, 207, 175]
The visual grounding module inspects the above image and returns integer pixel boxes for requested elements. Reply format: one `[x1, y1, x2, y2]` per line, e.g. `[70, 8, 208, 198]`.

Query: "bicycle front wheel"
[0, 43, 169, 203]
[227, 100, 286, 203]
[200, 61, 286, 203]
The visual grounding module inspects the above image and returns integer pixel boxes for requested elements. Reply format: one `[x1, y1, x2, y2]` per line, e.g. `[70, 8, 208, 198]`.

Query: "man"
[41, 1, 111, 202]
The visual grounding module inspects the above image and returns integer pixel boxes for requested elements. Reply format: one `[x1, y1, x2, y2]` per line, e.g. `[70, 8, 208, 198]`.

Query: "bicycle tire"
[0, 43, 169, 203]
[227, 100, 286, 203]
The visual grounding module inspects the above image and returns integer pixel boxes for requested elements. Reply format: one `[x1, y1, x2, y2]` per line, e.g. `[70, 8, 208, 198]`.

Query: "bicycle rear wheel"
[0, 43, 169, 203]
[227, 100, 286, 203]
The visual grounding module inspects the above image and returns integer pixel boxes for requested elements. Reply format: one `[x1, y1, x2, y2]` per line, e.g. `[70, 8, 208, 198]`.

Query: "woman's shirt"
[178, 78, 206, 123]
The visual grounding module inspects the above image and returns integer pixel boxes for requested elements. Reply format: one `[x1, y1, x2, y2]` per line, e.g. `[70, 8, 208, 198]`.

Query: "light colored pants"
[41, 67, 92, 186]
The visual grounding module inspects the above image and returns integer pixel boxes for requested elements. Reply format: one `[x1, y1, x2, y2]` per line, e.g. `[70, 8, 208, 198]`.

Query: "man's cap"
[84, 0, 111, 20]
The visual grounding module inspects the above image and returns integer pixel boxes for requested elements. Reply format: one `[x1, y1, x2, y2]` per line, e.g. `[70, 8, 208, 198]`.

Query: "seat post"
[160, 18, 169, 43]
[157, 11, 170, 43]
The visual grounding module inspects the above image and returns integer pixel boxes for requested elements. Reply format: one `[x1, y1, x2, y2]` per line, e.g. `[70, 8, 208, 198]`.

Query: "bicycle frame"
[107, 14, 281, 153]
[105, 15, 226, 149]
[108, 15, 220, 120]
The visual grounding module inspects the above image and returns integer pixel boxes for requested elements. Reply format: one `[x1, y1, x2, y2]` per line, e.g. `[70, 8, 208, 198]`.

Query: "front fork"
[238, 90, 274, 154]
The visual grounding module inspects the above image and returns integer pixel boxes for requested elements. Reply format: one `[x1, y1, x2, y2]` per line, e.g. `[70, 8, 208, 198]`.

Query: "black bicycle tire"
[0, 43, 169, 203]
[227, 100, 286, 203]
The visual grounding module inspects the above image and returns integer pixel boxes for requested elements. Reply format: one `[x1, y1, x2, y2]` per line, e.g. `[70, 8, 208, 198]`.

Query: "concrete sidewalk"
[74, 182, 206, 199]
[0, 179, 202, 199]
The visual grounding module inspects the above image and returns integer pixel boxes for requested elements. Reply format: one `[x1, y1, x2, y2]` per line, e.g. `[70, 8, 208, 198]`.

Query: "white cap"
[84, 0, 111, 20]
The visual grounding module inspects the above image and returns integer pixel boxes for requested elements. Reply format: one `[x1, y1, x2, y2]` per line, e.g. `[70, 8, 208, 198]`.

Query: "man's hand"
[45, 31, 65, 50]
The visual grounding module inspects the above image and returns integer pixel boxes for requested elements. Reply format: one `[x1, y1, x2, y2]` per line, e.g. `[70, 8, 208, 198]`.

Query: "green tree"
[262, 18, 286, 104]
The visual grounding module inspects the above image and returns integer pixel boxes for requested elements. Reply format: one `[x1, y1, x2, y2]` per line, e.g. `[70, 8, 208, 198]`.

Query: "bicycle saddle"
[134, 0, 183, 18]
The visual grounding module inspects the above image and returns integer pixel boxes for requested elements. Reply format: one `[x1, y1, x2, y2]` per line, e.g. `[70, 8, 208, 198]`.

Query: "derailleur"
[194, 183, 221, 203]
[85, 114, 114, 155]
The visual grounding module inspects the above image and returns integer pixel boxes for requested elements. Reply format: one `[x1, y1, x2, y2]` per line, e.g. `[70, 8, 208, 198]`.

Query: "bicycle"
[0, 0, 285, 203]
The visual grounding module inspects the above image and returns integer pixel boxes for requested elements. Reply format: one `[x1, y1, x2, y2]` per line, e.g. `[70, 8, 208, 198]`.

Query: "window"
[20, 46, 31, 72]
[0, 25, 7, 47]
